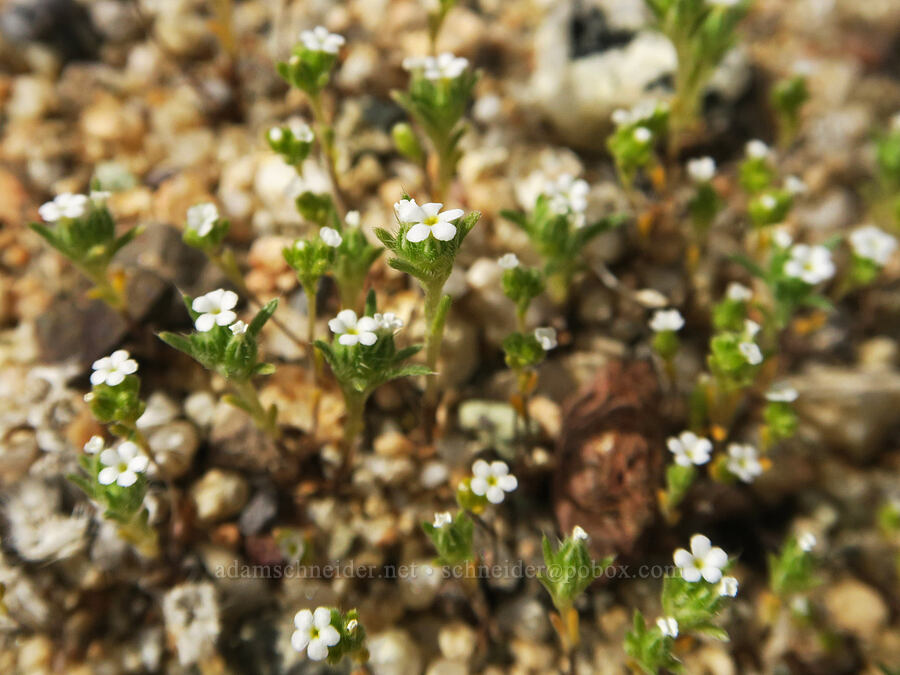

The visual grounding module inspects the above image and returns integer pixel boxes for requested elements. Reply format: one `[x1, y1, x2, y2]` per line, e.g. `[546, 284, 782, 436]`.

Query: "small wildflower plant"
[607, 103, 669, 189]
[31, 188, 140, 311]
[502, 177, 624, 302]
[660, 431, 712, 518]
[644, 0, 750, 147]
[538, 526, 613, 650]
[422, 510, 475, 566]
[499, 253, 544, 331]
[771, 75, 809, 148]
[291, 607, 367, 665]
[159, 291, 280, 437]
[266, 119, 315, 169]
[316, 291, 430, 459]
[395, 53, 477, 199]
[86, 349, 144, 435]
[376, 198, 479, 422]
[687, 156, 721, 234]
[626, 534, 737, 674]
[768, 532, 820, 602]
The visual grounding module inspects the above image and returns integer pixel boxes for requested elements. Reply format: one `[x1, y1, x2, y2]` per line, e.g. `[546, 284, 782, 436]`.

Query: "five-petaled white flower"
[649, 309, 684, 333]
[470, 459, 518, 504]
[299, 26, 345, 54]
[498, 253, 519, 269]
[633, 126, 652, 144]
[784, 244, 835, 285]
[572, 525, 589, 542]
[187, 203, 219, 237]
[687, 156, 716, 183]
[746, 139, 770, 159]
[726, 282, 752, 302]
[718, 576, 739, 597]
[292, 608, 341, 661]
[674, 534, 728, 583]
[91, 349, 138, 386]
[404, 52, 469, 80]
[230, 320, 248, 336]
[433, 512, 453, 528]
[667, 431, 712, 466]
[798, 532, 817, 552]
[39, 193, 89, 222]
[98, 441, 149, 487]
[320, 227, 342, 248]
[289, 119, 315, 143]
[766, 383, 798, 402]
[84, 435, 105, 454]
[395, 200, 463, 243]
[534, 327, 558, 350]
[738, 341, 763, 366]
[656, 616, 679, 638]
[374, 312, 404, 333]
[192, 289, 239, 332]
[850, 225, 897, 266]
[545, 174, 589, 214]
[328, 309, 378, 346]
[726, 443, 763, 483]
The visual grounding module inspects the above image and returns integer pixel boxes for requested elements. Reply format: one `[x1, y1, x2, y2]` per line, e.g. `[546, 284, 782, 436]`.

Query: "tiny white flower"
[299, 26, 345, 54]
[288, 119, 314, 143]
[470, 459, 518, 504]
[98, 441, 149, 487]
[192, 289, 239, 332]
[39, 193, 89, 222]
[656, 616, 679, 638]
[649, 309, 684, 333]
[718, 576, 739, 597]
[534, 327, 558, 350]
[674, 534, 729, 584]
[186, 202, 219, 238]
[422, 52, 468, 80]
[320, 227, 342, 248]
[328, 309, 378, 346]
[545, 174, 589, 214]
[849, 225, 897, 266]
[687, 156, 716, 183]
[784, 244, 835, 285]
[744, 319, 760, 338]
[268, 127, 283, 143]
[746, 139, 770, 159]
[395, 200, 464, 243]
[738, 341, 763, 366]
[498, 253, 519, 269]
[84, 435, 105, 455]
[90, 190, 111, 204]
[726, 282, 752, 302]
[572, 525, 589, 542]
[798, 532, 817, 552]
[230, 320, 248, 336]
[766, 383, 798, 402]
[373, 312, 404, 332]
[291, 607, 341, 661]
[785, 175, 807, 195]
[633, 126, 652, 144]
[759, 194, 778, 211]
[611, 108, 630, 126]
[433, 512, 453, 528]
[773, 228, 793, 249]
[345, 210, 361, 228]
[91, 349, 138, 386]
[726, 443, 763, 483]
[667, 431, 713, 466]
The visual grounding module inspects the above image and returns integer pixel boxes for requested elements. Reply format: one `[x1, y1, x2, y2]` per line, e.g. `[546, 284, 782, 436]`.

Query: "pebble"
[824, 577, 888, 640]
[367, 629, 423, 675]
[438, 621, 477, 661]
[148, 421, 199, 479]
[190, 469, 250, 523]
[398, 559, 443, 610]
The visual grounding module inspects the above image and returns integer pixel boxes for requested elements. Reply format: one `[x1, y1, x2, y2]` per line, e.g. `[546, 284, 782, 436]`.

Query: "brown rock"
[553, 360, 664, 558]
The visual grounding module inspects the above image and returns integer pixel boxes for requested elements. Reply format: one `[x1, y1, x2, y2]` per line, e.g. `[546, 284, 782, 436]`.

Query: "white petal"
[291, 629, 310, 652]
[117, 470, 138, 487]
[420, 202, 443, 217]
[98, 467, 119, 485]
[99, 449, 120, 466]
[117, 441, 139, 460]
[192, 296, 213, 313]
[90, 370, 107, 386]
[328, 318, 347, 334]
[431, 220, 457, 241]
[690, 534, 712, 557]
[486, 485, 505, 504]
[472, 459, 490, 478]
[394, 199, 424, 223]
[681, 567, 702, 583]
[294, 609, 314, 631]
[336, 309, 357, 328]
[129, 455, 149, 473]
[215, 310, 237, 327]
[358, 331, 377, 346]
[221, 290, 239, 310]
[673, 549, 693, 568]
[92, 356, 112, 371]
[338, 334, 359, 346]
[704, 547, 728, 569]
[490, 461, 509, 476]
[406, 222, 431, 242]
[470, 477, 488, 496]
[106, 371, 126, 386]
[701, 567, 723, 584]
[438, 208, 464, 222]
[306, 638, 329, 661]
[195, 313, 216, 332]
[318, 625, 340, 647]
[313, 607, 332, 628]
[356, 317, 378, 332]
[498, 474, 518, 492]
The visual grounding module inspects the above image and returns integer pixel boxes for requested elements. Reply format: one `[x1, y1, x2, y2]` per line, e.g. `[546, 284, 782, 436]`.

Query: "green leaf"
[387, 365, 433, 380]
[248, 299, 278, 337]
[158, 331, 194, 358]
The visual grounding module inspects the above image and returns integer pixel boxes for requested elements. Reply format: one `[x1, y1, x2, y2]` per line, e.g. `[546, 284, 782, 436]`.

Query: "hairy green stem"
[230, 378, 280, 439]
[310, 93, 347, 218]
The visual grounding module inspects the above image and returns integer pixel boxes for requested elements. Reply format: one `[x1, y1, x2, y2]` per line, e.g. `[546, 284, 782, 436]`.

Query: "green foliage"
[652, 329, 681, 361]
[769, 535, 820, 598]
[624, 611, 682, 675]
[662, 463, 696, 515]
[502, 264, 544, 321]
[502, 331, 546, 371]
[661, 573, 732, 640]
[296, 191, 340, 229]
[689, 182, 721, 233]
[283, 237, 335, 291]
[324, 608, 369, 666]
[502, 196, 624, 297]
[267, 123, 314, 167]
[708, 331, 761, 389]
[391, 121, 425, 163]
[422, 511, 474, 566]
[538, 532, 611, 613]
[87, 376, 145, 429]
[712, 296, 749, 333]
[277, 47, 339, 98]
[739, 155, 776, 195]
[748, 190, 793, 228]
[763, 400, 797, 442]
[607, 103, 669, 187]
[159, 297, 278, 383]
[333, 226, 383, 309]
[771, 75, 809, 144]
[183, 211, 230, 253]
